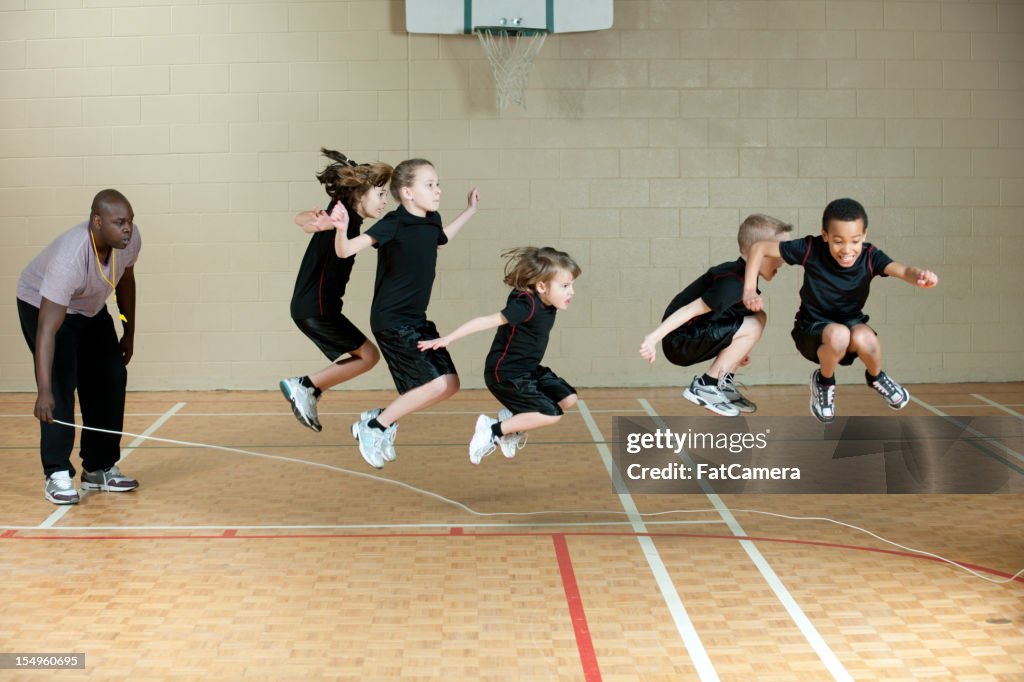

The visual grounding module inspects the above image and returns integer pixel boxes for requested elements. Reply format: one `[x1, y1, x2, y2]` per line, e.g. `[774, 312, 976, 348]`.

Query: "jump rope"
[51, 419, 1024, 586]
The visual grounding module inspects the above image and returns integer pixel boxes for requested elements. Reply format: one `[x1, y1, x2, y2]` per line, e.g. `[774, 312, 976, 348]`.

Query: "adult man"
[16, 189, 142, 504]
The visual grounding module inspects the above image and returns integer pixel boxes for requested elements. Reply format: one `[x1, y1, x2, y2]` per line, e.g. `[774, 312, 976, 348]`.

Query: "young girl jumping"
[330, 158, 479, 467]
[279, 149, 392, 432]
[418, 247, 581, 465]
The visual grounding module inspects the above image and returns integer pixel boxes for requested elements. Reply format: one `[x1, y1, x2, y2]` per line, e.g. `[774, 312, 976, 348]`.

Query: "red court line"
[3, 528, 1020, 582]
[552, 534, 602, 682]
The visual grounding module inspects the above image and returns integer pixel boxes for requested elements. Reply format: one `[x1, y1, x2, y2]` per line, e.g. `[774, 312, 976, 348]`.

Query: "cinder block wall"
[1, 0, 1022, 390]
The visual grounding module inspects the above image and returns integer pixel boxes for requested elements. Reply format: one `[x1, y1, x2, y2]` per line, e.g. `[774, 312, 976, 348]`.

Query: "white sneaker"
[279, 376, 321, 432]
[44, 470, 79, 505]
[682, 377, 741, 417]
[496, 408, 527, 458]
[351, 416, 386, 469]
[469, 414, 498, 465]
[361, 409, 398, 462]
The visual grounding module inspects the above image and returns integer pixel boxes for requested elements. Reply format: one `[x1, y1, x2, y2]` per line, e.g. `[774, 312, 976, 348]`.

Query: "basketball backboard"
[405, 0, 613, 35]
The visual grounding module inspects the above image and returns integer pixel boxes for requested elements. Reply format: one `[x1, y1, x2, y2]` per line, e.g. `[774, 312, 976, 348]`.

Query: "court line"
[37, 403, 186, 529]
[971, 394, 1024, 419]
[637, 399, 853, 682]
[0, 408, 648, 418]
[553, 534, 602, 682]
[577, 399, 719, 682]
[4, 519, 727, 532]
[910, 396, 1024, 467]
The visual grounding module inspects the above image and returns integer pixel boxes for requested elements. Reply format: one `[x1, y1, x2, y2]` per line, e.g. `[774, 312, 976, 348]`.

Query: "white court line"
[5, 519, 727, 532]
[910, 396, 1024, 466]
[36, 403, 186, 529]
[971, 394, 1024, 419]
[577, 399, 720, 682]
[638, 399, 853, 682]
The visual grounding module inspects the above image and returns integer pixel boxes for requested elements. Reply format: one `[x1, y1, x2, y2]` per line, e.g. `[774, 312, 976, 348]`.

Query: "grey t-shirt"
[17, 221, 142, 317]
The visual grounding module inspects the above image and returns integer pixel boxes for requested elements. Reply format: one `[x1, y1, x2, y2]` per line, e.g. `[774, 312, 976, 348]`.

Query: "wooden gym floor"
[0, 383, 1022, 681]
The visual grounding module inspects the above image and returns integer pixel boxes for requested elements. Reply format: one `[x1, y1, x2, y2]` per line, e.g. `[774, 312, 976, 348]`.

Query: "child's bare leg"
[708, 312, 765, 378]
[309, 340, 380, 390]
[377, 374, 459, 427]
[848, 324, 882, 376]
[499, 395, 576, 434]
[816, 324, 851, 379]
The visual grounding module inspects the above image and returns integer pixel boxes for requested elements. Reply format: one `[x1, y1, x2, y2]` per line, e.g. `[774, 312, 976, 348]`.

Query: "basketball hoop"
[475, 26, 547, 110]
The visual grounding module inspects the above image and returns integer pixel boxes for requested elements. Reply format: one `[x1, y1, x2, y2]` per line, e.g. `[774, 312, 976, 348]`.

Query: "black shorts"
[792, 316, 874, 366]
[293, 314, 368, 362]
[486, 366, 576, 417]
[662, 316, 745, 367]
[373, 321, 457, 394]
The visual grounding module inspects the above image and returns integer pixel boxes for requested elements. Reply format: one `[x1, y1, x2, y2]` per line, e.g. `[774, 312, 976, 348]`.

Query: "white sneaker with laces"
[351, 416, 387, 469]
[718, 372, 757, 413]
[682, 376, 741, 417]
[469, 414, 498, 465]
[496, 408, 527, 458]
[279, 376, 322, 432]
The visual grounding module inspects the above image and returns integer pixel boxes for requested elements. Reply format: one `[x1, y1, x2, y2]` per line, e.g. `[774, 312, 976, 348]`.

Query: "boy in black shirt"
[640, 214, 792, 416]
[419, 247, 581, 465]
[279, 150, 391, 432]
[743, 198, 938, 423]
[332, 158, 479, 467]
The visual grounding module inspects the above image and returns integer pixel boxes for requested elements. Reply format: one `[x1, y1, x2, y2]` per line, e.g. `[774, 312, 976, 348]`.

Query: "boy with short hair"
[640, 214, 791, 416]
[742, 198, 938, 423]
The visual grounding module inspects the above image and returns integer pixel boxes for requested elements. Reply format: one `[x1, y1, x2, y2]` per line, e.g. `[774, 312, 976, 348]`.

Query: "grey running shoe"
[279, 376, 321, 432]
[351, 416, 387, 469]
[683, 376, 741, 417]
[809, 370, 836, 423]
[81, 464, 138, 492]
[496, 408, 527, 458]
[868, 371, 909, 410]
[469, 414, 498, 465]
[718, 372, 756, 413]
[44, 471, 79, 505]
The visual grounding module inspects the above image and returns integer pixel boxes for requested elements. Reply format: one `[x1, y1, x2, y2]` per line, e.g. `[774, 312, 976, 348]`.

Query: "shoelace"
[51, 475, 74, 490]
[872, 374, 898, 397]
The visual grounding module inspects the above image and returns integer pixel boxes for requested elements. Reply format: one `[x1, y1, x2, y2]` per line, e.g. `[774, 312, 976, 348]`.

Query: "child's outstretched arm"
[329, 202, 377, 257]
[742, 240, 782, 312]
[883, 262, 939, 288]
[441, 187, 480, 241]
[418, 312, 506, 351]
[294, 209, 333, 234]
[639, 299, 711, 363]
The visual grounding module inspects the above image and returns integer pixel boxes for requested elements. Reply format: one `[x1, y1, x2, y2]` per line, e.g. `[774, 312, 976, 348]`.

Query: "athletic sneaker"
[809, 370, 836, 423]
[351, 416, 387, 469]
[496, 408, 527, 458]
[469, 414, 498, 465]
[867, 371, 910, 410]
[81, 464, 138, 492]
[44, 470, 79, 505]
[683, 376, 741, 417]
[360, 409, 397, 462]
[279, 376, 321, 432]
[718, 372, 756, 413]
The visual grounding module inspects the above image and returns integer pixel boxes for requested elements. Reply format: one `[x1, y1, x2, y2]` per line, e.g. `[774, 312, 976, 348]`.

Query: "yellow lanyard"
[90, 229, 128, 323]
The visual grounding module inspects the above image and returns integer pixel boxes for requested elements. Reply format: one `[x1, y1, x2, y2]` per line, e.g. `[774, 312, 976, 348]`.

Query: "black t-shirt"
[289, 200, 363, 320]
[662, 258, 754, 328]
[778, 235, 892, 325]
[365, 204, 448, 332]
[485, 290, 556, 384]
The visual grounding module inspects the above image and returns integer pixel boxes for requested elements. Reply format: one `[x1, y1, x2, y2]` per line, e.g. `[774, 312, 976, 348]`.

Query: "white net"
[475, 27, 547, 110]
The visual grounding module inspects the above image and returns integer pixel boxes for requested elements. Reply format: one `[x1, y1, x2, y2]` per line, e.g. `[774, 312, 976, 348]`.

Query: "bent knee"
[559, 394, 578, 411]
[822, 325, 851, 349]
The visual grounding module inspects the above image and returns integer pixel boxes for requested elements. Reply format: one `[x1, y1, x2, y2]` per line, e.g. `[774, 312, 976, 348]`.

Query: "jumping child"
[331, 159, 479, 467]
[640, 214, 791, 416]
[743, 198, 938, 423]
[418, 247, 581, 465]
[279, 149, 392, 432]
